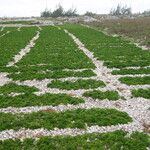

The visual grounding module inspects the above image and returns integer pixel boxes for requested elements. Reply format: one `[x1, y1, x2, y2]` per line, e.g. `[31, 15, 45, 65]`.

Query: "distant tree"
[84, 11, 96, 17]
[41, 4, 78, 18]
[64, 8, 78, 17]
[110, 4, 132, 16]
[142, 10, 150, 16]
[51, 4, 64, 17]
[41, 9, 51, 17]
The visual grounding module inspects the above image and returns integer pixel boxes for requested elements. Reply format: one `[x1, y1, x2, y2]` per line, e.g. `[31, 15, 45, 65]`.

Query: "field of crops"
[0, 24, 149, 149]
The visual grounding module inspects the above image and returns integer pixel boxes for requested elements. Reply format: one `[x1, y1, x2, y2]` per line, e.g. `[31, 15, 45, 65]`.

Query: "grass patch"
[132, 88, 150, 99]
[0, 108, 132, 131]
[48, 79, 105, 90]
[83, 90, 120, 100]
[0, 131, 149, 150]
[8, 69, 96, 81]
[0, 83, 38, 95]
[119, 76, 150, 85]
[0, 93, 84, 108]
[112, 68, 150, 75]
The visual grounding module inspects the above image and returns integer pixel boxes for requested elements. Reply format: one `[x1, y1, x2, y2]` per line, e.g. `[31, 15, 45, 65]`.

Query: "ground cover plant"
[63, 24, 150, 68]
[4, 26, 96, 81]
[132, 88, 150, 99]
[112, 68, 150, 75]
[0, 130, 149, 150]
[119, 76, 150, 85]
[0, 93, 85, 108]
[0, 27, 37, 66]
[0, 108, 132, 131]
[48, 79, 105, 90]
[8, 69, 96, 81]
[0, 24, 149, 149]
[0, 83, 38, 95]
[0, 30, 7, 36]
[16, 26, 95, 69]
[83, 90, 120, 100]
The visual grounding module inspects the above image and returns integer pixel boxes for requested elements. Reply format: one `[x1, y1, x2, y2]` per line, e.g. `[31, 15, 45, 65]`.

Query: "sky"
[0, 0, 150, 17]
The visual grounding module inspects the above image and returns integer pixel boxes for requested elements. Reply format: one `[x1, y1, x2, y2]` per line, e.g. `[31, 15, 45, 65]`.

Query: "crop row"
[63, 24, 150, 68]
[0, 108, 132, 131]
[0, 131, 149, 150]
[2, 26, 97, 80]
[16, 26, 95, 69]
[0, 27, 37, 67]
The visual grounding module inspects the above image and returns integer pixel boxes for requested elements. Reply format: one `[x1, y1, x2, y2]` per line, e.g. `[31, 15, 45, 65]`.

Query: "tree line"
[41, 4, 78, 18]
[41, 4, 150, 18]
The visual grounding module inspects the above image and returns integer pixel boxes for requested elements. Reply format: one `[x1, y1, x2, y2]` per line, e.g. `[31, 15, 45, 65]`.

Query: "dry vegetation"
[86, 16, 150, 48]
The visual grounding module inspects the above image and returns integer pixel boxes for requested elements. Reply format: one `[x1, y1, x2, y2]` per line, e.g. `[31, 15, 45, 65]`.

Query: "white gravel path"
[0, 73, 11, 86]
[7, 31, 40, 67]
[0, 123, 140, 140]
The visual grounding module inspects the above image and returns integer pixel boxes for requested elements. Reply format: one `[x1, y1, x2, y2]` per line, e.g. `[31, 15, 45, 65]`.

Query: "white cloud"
[0, 0, 149, 17]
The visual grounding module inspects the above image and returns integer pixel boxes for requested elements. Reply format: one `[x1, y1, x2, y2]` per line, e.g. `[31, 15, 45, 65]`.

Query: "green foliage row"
[112, 68, 150, 75]
[119, 76, 150, 85]
[0, 131, 149, 150]
[0, 108, 132, 131]
[8, 69, 96, 81]
[0, 83, 38, 95]
[132, 88, 150, 99]
[0, 27, 37, 67]
[63, 24, 150, 68]
[17, 26, 94, 69]
[83, 90, 120, 100]
[0, 83, 84, 107]
[0, 93, 84, 108]
[48, 79, 105, 90]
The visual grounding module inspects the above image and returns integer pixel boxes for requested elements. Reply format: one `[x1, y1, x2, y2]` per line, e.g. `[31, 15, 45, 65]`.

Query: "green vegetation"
[0, 83, 84, 107]
[0, 131, 149, 150]
[0, 108, 132, 131]
[112, 68, 150, 75]
[0, 21, 34, 25]
[0, 93, 84, 108]
[0, 30, 6, 36]
[119, 76, 150, 85]
[8, 69, 96, 81]
[132, 88, 150, 99]
[48, 79, 105, 90]
[3, 26, 96, 81]
[17, 26, 94, 69]
[83, 90, 120, 100]
[63, 24, 150, 68]
[0, 27, 37, 66]
[0, 83, 38, 95]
